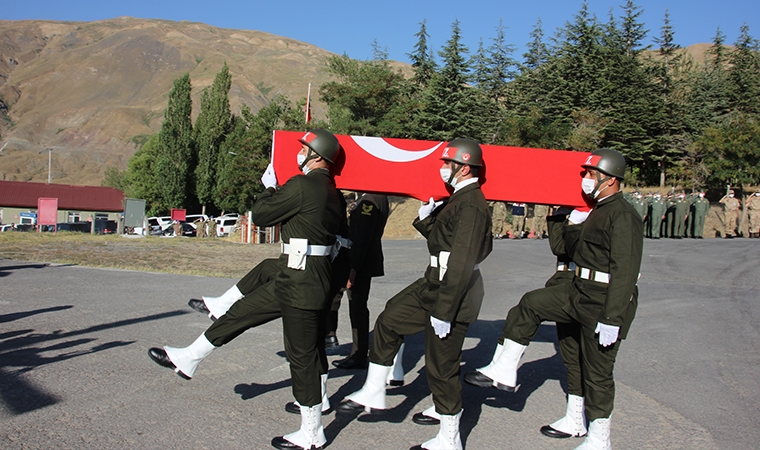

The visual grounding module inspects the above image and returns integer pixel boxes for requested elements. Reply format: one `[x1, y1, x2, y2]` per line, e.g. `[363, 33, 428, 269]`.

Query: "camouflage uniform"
[720, 191, 741, 238]
[532, 204, 549, 239]
[747, 193, 760, 238]
[490, 201, 508, 239]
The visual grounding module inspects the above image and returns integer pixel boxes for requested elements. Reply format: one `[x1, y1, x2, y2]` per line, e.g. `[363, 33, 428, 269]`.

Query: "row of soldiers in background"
[490, 201, 549, 240]
[627, 189, 760, 239]
[192, 217, 217, 238]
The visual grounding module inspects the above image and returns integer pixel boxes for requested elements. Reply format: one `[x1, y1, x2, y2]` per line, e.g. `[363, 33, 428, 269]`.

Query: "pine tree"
[156, 73, 193, 211]
[408, 19, 436, 90]
[727, 24, 760, 115]
[522, 17, 550, 71]
[193, 62, 232, 215]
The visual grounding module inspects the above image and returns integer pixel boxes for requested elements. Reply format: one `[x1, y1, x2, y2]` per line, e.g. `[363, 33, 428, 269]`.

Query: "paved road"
[1, 237, 758, 449]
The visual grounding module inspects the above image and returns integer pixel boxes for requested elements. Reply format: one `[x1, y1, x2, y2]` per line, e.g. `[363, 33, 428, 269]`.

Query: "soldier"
[336, 139, 492, 450]
[719, 190, 741, 238]
[148, 129, 345, 450]
[747, 192, 760, 238]
[511, 202, 526, 239]
[491, 201, 508, 239]
[632, 194, 648, 234]
[673, 193, 689, 239]
[193, 216, 206, 238]
[532, 203, 549, 239]
[331, 193, 390, 370]
[207, 216, 217, 238]
[465, 149, 643, 450]
[691, 192, 710, 238]
[648, 192, 665, 239]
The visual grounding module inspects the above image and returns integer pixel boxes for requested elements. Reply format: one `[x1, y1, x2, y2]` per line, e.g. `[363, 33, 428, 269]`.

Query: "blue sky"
[4, 1, 758, 64]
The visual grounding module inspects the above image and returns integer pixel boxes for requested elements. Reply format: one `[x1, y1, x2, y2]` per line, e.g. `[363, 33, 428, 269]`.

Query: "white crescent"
[350, 136, 443, 163]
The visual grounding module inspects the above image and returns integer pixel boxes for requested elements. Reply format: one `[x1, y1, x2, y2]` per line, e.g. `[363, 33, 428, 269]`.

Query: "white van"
[214, 215, 239, 237]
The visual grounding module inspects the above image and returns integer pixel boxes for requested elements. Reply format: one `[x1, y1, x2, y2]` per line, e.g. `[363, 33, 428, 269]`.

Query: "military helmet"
[440, 138, 483, 167]
[298, 129, 341, 164]
[581, 149, 626, 179]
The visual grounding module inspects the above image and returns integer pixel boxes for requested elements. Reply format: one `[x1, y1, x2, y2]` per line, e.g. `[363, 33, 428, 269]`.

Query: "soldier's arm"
[252, 177, 303, 227]
[602, 210, 643, 328]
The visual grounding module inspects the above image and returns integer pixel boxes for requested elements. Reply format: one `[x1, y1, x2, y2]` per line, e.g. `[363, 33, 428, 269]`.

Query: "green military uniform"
[370, 181, 492, 415]
[204, 169, 344, 406]
[663, 195, 676, 237]
[491, 201, 508, 238]
[500, 191, 643, 421]
[648, 195, 665, 238]
[533, 204, 549, 239]
[632, 196, 648, 233]
[691, 195, 710, 238]
[673, 195, 689, 238]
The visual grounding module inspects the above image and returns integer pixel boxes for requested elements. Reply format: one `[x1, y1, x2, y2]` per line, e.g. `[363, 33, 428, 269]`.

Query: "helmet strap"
[447, 162, 463, 185]
[590, 172, 612, 198]
[299, 148, 319, 173]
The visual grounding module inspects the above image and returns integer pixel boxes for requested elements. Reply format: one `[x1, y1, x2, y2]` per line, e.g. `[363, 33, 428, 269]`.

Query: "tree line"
[105, 1, 760, 215]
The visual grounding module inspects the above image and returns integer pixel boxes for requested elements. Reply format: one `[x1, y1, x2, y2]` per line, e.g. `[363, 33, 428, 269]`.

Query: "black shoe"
[412, 412, 440, 425]
[335, 399, 373, 414]
[388, 378, 404, 387]
[324, 335, 339, 348]
[187, 299, 217, 321]
[540, 425, 574, 438]
[463, 370, 515, 392]
[271, 436, 323, 450]
[147, 347, 190, 380]
[285, 402, 333, 415]
[332, 356, 367, 370]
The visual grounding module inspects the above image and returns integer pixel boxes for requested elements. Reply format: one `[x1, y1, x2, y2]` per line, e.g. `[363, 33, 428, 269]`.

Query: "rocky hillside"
[0, 17, 714, 186]
[0, 17, 408, 185]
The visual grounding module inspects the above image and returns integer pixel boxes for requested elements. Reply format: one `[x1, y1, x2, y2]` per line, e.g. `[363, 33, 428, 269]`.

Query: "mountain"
[0, 17, 403, 185]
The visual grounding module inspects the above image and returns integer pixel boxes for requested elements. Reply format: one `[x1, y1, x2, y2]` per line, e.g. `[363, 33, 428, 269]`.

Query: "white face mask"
[729, 194, 735, 198]
[581, 178, 598, 198]
[440, 167, 458, 187]
[699, 193, 705, 198]
[297, 154, 312, 174]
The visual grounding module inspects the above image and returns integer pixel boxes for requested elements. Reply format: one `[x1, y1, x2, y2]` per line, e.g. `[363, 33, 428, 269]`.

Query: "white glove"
[419, 197, 444, 221]
[595, 322, 620, 347]
[569, 209, 591, 224]
[261, 163, 277, 189]
[430, 316, 451, 339]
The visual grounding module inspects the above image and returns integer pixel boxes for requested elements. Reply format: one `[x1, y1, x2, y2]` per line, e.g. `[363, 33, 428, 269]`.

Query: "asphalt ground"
[1, 237, 759, 450]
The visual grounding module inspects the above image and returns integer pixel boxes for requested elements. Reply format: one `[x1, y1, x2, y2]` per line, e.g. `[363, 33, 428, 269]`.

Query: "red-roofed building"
[0, 180, 125, 225]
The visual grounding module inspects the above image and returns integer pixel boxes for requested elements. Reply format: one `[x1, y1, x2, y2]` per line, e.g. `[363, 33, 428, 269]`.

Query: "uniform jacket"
[567, 191, 643, 339]
[546, 213, 582, 287]
[349, 194, 389, 278]
[253, 169, 344, 310]
[413, 182, 492, 323]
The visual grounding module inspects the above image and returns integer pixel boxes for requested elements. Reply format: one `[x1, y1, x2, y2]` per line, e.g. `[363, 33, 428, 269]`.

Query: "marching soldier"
[148, 129, 345, 450]
[719, 190, 741, 238]
[336, 139, 492, 450]
[465, 149, 643, 450]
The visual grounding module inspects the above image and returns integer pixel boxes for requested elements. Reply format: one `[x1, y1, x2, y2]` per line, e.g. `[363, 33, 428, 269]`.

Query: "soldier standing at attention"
[148, 129, 345, 450]
[691, 192, 710, 239]
[532, 203, 549, 239]
[747, 192, 760, 238]
[193, 217, 205, 238]
[336, 139, 492, 450]
[648, 193, 665, 239]
[719, 190, 741, 238]
[511, 202, 526, 239]
[491, 201, 508, 239]
[632, 194, 648, 234]
[207, 216, 216, 238]
[465, 149, 643, 450]
[673, 193, 689, 239]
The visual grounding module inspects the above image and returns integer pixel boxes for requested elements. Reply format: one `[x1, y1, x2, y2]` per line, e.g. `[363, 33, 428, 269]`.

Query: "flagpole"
[305, 83, 311, 124]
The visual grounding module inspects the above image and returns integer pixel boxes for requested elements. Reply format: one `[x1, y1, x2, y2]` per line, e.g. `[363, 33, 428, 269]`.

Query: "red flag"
[272, 131, 592, 208]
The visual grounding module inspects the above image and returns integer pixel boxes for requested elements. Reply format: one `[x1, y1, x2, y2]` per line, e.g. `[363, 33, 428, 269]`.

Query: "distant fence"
[239, 213, 280, 244]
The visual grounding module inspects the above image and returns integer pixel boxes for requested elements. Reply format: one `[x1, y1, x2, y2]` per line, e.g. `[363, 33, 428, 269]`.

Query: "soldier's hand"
[261, 163, 277, 189]
[430, 316, 451, 339]
[419, 197, 444, 221]
[569, 209, 590, 224]
[595, 322, 620, 347]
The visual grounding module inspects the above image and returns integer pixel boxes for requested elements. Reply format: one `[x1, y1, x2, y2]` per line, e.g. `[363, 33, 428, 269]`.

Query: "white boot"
[387, 343, 405, 386]
[543, 394, 587, 438]
[202, 284, 243, 319]
[420, 410, 463, 450]
[475, 339, 526, 390]
[164, 334, 216, 379]
[292, 373, 331, 413]
[574, 417, 611, 450]
[346, 362, 392, 410]
[281, 403, 326, 450]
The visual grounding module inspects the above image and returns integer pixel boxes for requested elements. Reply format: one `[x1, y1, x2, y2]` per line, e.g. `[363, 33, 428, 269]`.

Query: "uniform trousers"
[346, 271, 372, 360]
[370, 277, 476, 416]
[545, 271, 584, 397]
[501, 281, 620, 421]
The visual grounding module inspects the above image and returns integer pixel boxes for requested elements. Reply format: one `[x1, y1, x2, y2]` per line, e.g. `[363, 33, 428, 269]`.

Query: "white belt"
[556, 262, 577, 272]
[281, 243, 332, 256]
[575, 266, 610, 283]
[430, 252, 479, 282]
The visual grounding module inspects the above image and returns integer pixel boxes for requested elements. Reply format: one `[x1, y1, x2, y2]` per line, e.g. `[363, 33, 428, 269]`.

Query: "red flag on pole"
[271, 131, 592, 207]
[305, 83, 312, 123]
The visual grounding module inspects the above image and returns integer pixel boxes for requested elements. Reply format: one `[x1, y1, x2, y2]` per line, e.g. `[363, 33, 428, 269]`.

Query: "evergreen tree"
[522, 17, 550, 71]
[727, 24, 760, 115]
[156, 73, 193, 211]
[124, 135, 166, 216]
[408, 19, 436, 90]
[193, 62, 232, 215]
[688, 27, 731, 130]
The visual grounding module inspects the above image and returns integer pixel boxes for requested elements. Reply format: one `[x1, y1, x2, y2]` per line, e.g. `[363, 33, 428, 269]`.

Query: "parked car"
[162, 222, 196, 237]
[215, 215, 239, 237]
[0, 224, 14, 232]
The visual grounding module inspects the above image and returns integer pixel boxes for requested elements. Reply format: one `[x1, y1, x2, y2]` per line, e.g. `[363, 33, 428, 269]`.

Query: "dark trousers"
[545, 271, 584, 397]
[204, 279, 326, 407]
[370, 278, 471, 416]
[501, 282, 620, 421]
[236, 258, 279, 295]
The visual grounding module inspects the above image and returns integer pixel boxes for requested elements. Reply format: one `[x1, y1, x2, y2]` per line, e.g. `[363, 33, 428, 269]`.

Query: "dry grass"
[0, 232, 281, 278]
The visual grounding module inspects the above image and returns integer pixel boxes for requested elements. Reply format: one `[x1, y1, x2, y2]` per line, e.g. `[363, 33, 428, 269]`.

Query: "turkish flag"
[272, 131, 592, 207]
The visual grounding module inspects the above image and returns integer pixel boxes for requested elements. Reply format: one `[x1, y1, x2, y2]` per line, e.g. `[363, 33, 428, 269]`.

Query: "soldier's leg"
[281, 301, 323, 407]
[557, 322, 584, 396]
[580, 328, 620, 422]
[236, 258, 279, 295]
[204, 281, 282, 347]
[347, 271, 372, 361]
[425, 314, 469, 415]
